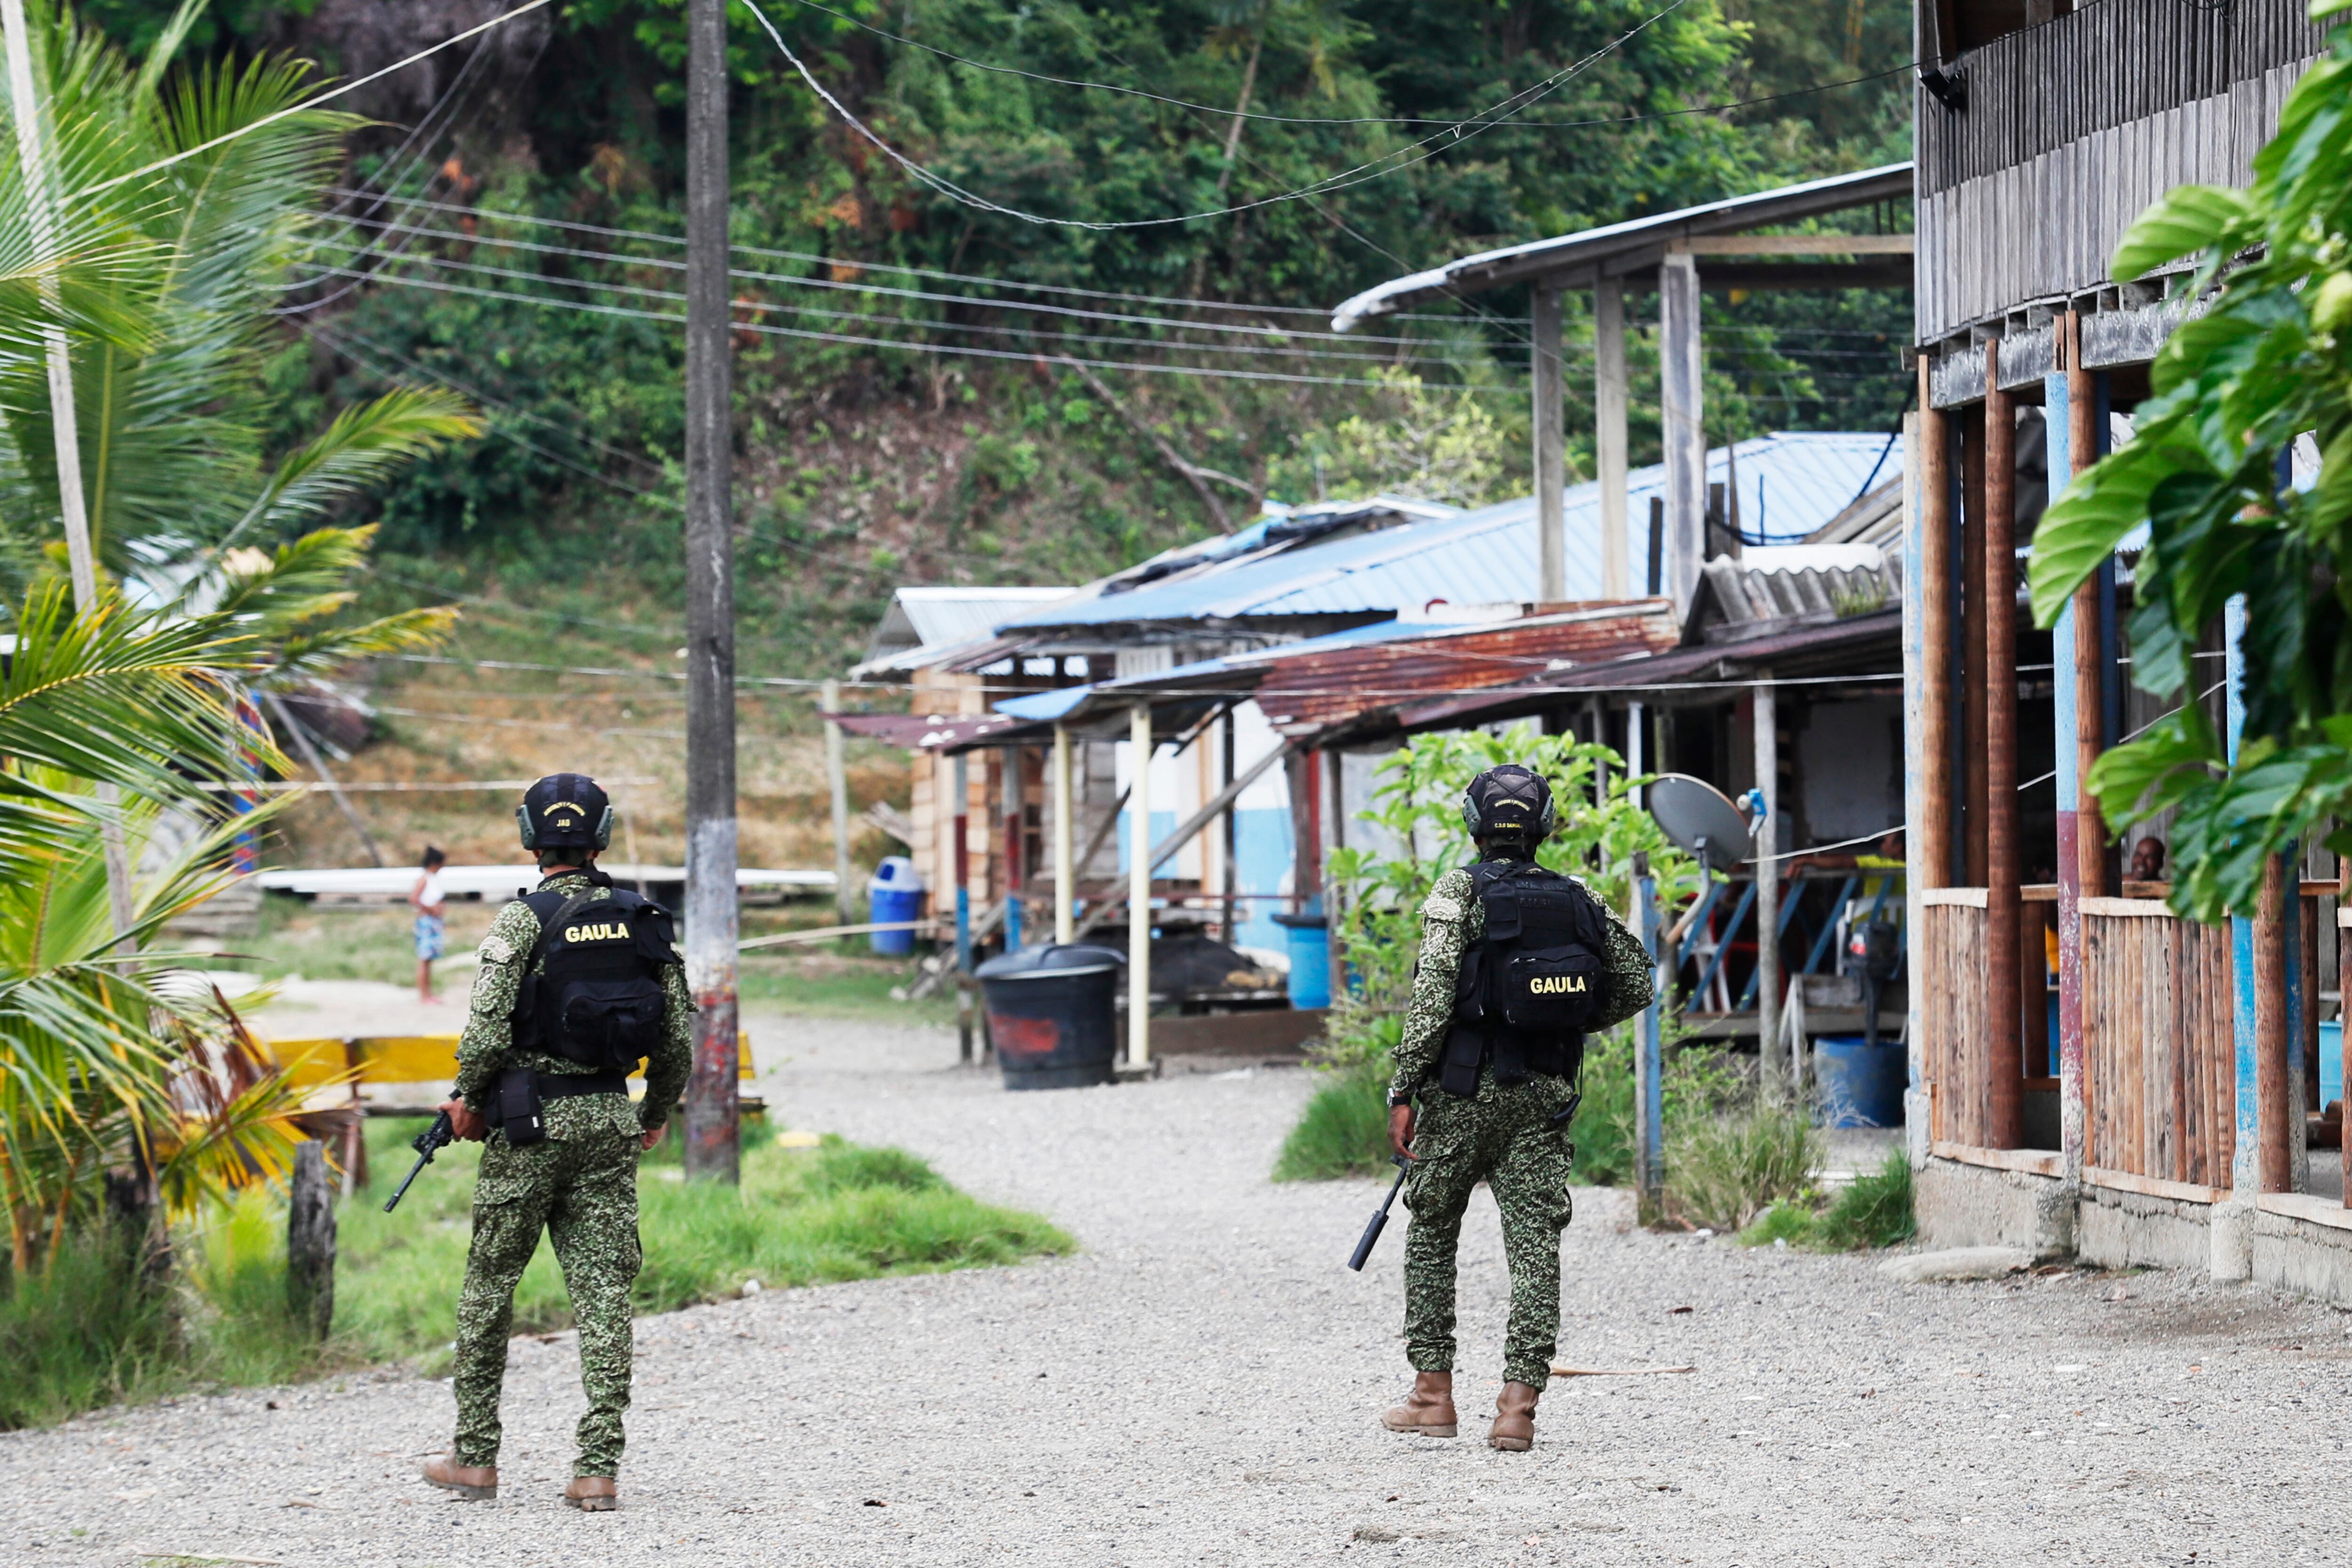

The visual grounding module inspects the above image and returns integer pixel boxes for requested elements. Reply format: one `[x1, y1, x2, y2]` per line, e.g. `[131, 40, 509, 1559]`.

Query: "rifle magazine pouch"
[1439, 1024, 1486, 1098]
[495, 1067, 546, 1147]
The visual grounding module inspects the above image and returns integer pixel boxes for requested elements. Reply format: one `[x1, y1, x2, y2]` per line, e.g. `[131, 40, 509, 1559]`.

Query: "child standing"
[412, 846, 450, 1003]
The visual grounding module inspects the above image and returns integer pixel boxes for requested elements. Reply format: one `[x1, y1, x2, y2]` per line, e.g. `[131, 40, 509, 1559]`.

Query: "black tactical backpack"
[511, 885, 680, 1070]
[1440, 858, 1609, 1095]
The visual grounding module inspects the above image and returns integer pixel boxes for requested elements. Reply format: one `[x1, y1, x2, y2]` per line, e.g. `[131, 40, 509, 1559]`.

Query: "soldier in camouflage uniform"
[421, 774, 692, 1512]
[1381, 765, 1654, 1451]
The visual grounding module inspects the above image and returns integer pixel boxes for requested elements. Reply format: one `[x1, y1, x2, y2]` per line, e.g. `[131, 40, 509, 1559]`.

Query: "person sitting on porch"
[2128, 836, 2166, 883]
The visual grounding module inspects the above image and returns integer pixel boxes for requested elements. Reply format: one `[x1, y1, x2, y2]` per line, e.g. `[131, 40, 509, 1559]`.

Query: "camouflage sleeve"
[1389, 867, 1477, 1104]
[452, 899, 544, 1111]
[636, 963, 694, 1131]
[1589, 909, 1657, 1032]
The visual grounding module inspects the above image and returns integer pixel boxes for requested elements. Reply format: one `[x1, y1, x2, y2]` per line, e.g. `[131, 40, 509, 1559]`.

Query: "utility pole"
[2, 0, 136, 946]
[681, 0, 739, 1184]
[822, 677, 852, 925]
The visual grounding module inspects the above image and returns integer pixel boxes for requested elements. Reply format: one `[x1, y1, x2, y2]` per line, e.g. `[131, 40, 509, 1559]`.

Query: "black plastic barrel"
[973, 943, 1124, 1090]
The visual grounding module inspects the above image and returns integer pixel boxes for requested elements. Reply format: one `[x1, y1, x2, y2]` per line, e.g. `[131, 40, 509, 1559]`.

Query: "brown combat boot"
[565, 1476, 618, 1512]
[1380, 1371, 1458, 1437]
[421, 1456, 497, 1500]
[1487, 1380, 1540, 1451]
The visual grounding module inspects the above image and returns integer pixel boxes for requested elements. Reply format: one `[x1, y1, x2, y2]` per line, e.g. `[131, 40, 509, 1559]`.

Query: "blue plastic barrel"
[2323, 1019, 2344, 1110]
[1813, 1035, 1906, 1128]
[867, 856, 923, 955]
[1271, 910, 1331, 1009]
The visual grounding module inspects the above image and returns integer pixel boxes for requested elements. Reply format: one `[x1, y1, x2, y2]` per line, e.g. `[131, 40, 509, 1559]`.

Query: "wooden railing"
[2081, 898, 2234, 1197]
[1919, 890, 1991, 1146]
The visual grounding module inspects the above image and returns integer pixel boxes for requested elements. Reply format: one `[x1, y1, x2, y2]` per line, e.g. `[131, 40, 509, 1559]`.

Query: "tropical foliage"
[2027, 4, 2352, 922]
[0, 3, 479, 1270]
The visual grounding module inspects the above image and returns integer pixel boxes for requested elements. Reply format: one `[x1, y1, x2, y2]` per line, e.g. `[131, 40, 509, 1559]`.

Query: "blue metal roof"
[1000, 431, 1903, 633]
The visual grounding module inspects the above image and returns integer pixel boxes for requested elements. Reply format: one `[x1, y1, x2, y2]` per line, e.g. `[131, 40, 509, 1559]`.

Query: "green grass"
[1272, 1068, 1392, 1181]
[334, 1116, 1068, 1369]
[1734, 1152, 1917, 1251]
[736, 951, 955, 1024]
[1666, 1097, 1821, 1232]
[0, 1117, 1068, 1427]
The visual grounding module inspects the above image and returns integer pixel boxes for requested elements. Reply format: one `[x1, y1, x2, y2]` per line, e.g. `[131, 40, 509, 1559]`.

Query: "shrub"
[1814, 1152, 1916, 1250]
[1272, 1068, 1392, 1182]
[1665, 1096, 1820, 1231]
[1736, 1201, 1818, 1248]
[0, 1227, 177, 1429]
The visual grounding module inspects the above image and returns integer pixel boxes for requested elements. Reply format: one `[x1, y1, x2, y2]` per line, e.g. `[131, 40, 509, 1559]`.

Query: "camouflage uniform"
[1388, 859, 1653, 1389]
[449, 870, 693, 1480]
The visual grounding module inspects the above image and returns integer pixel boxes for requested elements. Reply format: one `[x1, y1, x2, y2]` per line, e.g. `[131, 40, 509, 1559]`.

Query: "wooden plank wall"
[1921, 896, 1991, 1146]
[2081, 900, 2235, 1186]
[1915, 0, 2322, 342]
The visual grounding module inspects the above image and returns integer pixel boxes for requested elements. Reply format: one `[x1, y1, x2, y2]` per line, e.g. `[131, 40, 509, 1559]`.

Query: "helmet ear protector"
[517, 773, 614, 852]
[1459, 764, 1558, 843]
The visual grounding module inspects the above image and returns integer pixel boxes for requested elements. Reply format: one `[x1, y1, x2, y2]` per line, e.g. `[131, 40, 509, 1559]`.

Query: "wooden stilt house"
[1906, 0, 2352, 1294]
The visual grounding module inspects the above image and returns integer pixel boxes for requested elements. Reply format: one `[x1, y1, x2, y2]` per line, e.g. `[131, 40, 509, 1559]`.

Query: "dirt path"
[4, 1010, 2347, 1566]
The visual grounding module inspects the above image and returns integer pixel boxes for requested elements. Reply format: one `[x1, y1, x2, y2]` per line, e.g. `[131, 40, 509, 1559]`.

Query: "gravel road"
[6, 1011, 2349, 1566]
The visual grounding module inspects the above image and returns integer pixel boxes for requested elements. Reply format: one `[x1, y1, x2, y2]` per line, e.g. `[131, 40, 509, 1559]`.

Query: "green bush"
[1272, 1068, 1393, 1182]
[1736, 1200, 1819, 1248]
[1815, 1152, 1916, 1250]
[0, 1227, 178, 1429]
[1666, 1097, 1821, 1232]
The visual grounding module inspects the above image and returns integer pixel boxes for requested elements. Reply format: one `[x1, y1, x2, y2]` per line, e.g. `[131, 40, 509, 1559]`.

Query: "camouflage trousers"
[1401, 1070, 1577, 1390]
[453, 1096, 643, 1478]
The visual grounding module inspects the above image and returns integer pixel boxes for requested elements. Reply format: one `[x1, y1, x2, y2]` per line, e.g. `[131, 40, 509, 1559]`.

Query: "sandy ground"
[4, 998, 2350, 1566]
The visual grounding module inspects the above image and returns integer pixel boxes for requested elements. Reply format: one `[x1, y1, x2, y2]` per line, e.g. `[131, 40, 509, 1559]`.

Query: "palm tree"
[0, 2, 484, 1267]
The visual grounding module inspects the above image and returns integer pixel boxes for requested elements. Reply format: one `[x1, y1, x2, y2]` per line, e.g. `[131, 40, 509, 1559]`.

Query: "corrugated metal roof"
[862, 585, 1078, 665]
[999, 431, 1904, 634]
[1330, 163, 1914, 331]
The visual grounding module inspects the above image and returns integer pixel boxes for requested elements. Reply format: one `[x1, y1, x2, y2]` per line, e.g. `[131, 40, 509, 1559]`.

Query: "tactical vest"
[1438, 858, 1609, 1096]
[510, 885, 680, 1070]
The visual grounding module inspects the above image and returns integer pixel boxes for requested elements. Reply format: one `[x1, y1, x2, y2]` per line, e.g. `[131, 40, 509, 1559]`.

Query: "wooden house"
[1904, 0, 2352, 1295]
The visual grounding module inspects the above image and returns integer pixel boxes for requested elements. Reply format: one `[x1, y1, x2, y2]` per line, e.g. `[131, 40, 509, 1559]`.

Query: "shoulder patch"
[1423, 892, 1464, 922]
[479, 932, 517, 966]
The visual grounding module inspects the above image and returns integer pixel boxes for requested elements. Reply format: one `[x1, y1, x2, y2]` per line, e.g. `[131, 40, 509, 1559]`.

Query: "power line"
[740, 0, 1692, 231]
[292, 210, 1507, 348]
[308, 263, 1542, 391]
[302, 192, 1518, 330]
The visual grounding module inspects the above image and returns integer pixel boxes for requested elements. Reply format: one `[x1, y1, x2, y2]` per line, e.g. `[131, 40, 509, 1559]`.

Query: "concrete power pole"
[681, 0, 739, 1184]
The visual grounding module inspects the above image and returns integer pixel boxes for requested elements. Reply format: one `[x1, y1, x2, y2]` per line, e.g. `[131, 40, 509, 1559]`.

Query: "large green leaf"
[2110, 183, 2254, 283]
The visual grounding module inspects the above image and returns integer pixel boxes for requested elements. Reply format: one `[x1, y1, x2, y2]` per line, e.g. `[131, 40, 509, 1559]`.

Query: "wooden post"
[1595, 277, 1630, 599]
[1961, 404, 1990, 888]
[286, 1141, 336, 1341]
[1900, 401, 1932, 1160]
[1983, 344, 2022, 1150]
[1753, 678, 1782, 1087]
[2257, 853, 2292, 1193]
[1659, 255, 1705, 611]
[1053, 724, 1075, 945]
[1532, 283, 1567, 603]
[1001, 746, 1025, 951]
[953, 753, 972, 971]
[823, 678, 853, 925]
[1128, 704, 1152, 1068]
[2066, 318, 2107, 901]
[1220, 709, 1239, 942]
[1917, 360, 1954, 895]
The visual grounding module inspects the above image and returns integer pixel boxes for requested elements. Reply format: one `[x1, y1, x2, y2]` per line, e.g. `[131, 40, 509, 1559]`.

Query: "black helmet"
[1460, 764, 1557, 844]
[517, 772, 613, 852]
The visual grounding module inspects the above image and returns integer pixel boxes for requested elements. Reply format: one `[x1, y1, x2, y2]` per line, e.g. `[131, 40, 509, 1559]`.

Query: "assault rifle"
[382, 1109, 455, 1213]
[1347, 1155, 1412, 1272]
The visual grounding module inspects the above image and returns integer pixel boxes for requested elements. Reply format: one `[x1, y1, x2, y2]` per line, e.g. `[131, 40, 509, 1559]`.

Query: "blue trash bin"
[2323, 1019, 2343, 1110]
[1271, 909, 1331, 1009]
[867, 856, 923, 955]
[1814, 1035, 1906, 1128]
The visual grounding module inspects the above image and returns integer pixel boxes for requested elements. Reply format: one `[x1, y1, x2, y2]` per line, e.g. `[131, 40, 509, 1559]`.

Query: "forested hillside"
[58, 0, 1916, 865]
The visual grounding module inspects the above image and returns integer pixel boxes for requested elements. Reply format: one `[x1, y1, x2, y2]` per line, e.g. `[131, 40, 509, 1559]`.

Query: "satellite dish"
[1647, 773, 1755, 875]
